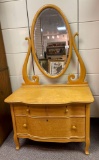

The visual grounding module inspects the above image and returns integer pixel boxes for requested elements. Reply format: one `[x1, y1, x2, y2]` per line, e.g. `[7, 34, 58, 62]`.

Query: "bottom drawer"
[28, 117, 85, 138]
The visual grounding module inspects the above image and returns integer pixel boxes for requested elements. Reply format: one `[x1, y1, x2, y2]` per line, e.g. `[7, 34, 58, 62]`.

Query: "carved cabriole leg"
[85, 104, 90, 155]
[10, 105, 20, 150]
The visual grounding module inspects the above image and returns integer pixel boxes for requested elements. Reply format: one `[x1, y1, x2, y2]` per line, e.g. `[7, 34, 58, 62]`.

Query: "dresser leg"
[85, 104, 90, 155]
[85, 139, 90, 154]
[14, 134, 20, 150]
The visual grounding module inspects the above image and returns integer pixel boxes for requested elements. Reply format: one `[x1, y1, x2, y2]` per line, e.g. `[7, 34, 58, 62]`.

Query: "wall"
[0, 0, 99, 117]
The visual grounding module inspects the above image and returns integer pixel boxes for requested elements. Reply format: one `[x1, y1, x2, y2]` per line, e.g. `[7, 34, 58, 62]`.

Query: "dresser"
[5, 4, 94, 154]
[5, 84, 94, 154]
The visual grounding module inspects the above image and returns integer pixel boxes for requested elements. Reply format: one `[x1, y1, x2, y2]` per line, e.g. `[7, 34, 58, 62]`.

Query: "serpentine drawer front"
[13, 103, 85, 139]
[15, 116, 85, 137]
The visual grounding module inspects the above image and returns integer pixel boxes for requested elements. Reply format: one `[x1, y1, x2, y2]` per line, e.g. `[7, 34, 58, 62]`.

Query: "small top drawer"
[13, 104, 28, 115]
[46, 104, 85, 117]
[66, 104, 85, 116]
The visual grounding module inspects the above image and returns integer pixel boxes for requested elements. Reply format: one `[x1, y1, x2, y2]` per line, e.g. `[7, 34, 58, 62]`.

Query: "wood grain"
[5, 84, 94, 104]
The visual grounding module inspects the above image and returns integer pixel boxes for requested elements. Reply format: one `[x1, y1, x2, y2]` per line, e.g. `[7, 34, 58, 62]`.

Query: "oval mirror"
[31, 5, 72, 78]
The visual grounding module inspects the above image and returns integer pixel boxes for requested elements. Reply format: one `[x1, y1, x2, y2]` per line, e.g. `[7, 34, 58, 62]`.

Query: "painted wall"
[0, 0, 99, 117]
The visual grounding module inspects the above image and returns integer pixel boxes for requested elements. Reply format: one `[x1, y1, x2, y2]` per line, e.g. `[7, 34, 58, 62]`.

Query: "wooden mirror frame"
[22, 4, 87, 85]
[31, 4, 72, 79]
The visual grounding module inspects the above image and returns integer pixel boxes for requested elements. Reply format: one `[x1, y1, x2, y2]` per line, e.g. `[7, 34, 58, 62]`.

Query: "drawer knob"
[23, 124, 27, 128]
[26, 109, 30, 113]
[72, 125, 76, 130]
[65, 109, 68, 113]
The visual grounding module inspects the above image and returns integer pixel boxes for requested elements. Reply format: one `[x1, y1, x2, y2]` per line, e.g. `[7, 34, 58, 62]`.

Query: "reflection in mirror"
[34, 8, 69, 76]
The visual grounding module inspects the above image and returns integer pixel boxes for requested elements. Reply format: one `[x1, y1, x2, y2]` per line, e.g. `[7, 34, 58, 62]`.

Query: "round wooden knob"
[65, 109, 68, 113]
[26, 109, 30, 113]
[72, 125, 76, 130]
[23, 124, 27, 128]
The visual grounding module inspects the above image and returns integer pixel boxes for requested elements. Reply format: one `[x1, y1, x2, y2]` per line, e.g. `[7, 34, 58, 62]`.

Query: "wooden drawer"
[28, 117, 85, 138]
[29, 105, 46, 116]
[29, 104, 85, 117]
[15, 116, 28, 134]
[13, 104, 85, 117]
[13, 104, 46, 116]
[64, 104, 85, 116]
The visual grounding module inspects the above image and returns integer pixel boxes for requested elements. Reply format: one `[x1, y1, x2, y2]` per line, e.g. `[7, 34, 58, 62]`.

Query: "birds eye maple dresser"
[5, 4, 94, 154]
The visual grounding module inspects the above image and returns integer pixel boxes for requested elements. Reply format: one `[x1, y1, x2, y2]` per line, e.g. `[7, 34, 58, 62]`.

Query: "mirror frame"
[31, 4, 72, 78]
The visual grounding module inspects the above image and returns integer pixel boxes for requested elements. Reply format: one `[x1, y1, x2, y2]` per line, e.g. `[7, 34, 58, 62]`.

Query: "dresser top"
[5, 84, 94, 105]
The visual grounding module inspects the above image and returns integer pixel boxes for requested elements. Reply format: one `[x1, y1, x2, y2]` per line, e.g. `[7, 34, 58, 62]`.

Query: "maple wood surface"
[5, 84, 94, 104]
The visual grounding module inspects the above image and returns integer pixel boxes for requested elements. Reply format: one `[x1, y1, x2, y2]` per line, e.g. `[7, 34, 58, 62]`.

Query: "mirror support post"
[22, 37, 39, 85]
[68, 33, 87, 84]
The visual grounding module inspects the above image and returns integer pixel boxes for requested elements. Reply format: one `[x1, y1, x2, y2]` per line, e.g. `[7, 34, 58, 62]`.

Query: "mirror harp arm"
[68, 33, 87, 84]
[22, 37, 39, 85]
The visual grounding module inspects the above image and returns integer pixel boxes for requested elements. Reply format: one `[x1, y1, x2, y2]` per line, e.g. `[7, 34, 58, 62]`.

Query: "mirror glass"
[34, 8, 69, 76]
